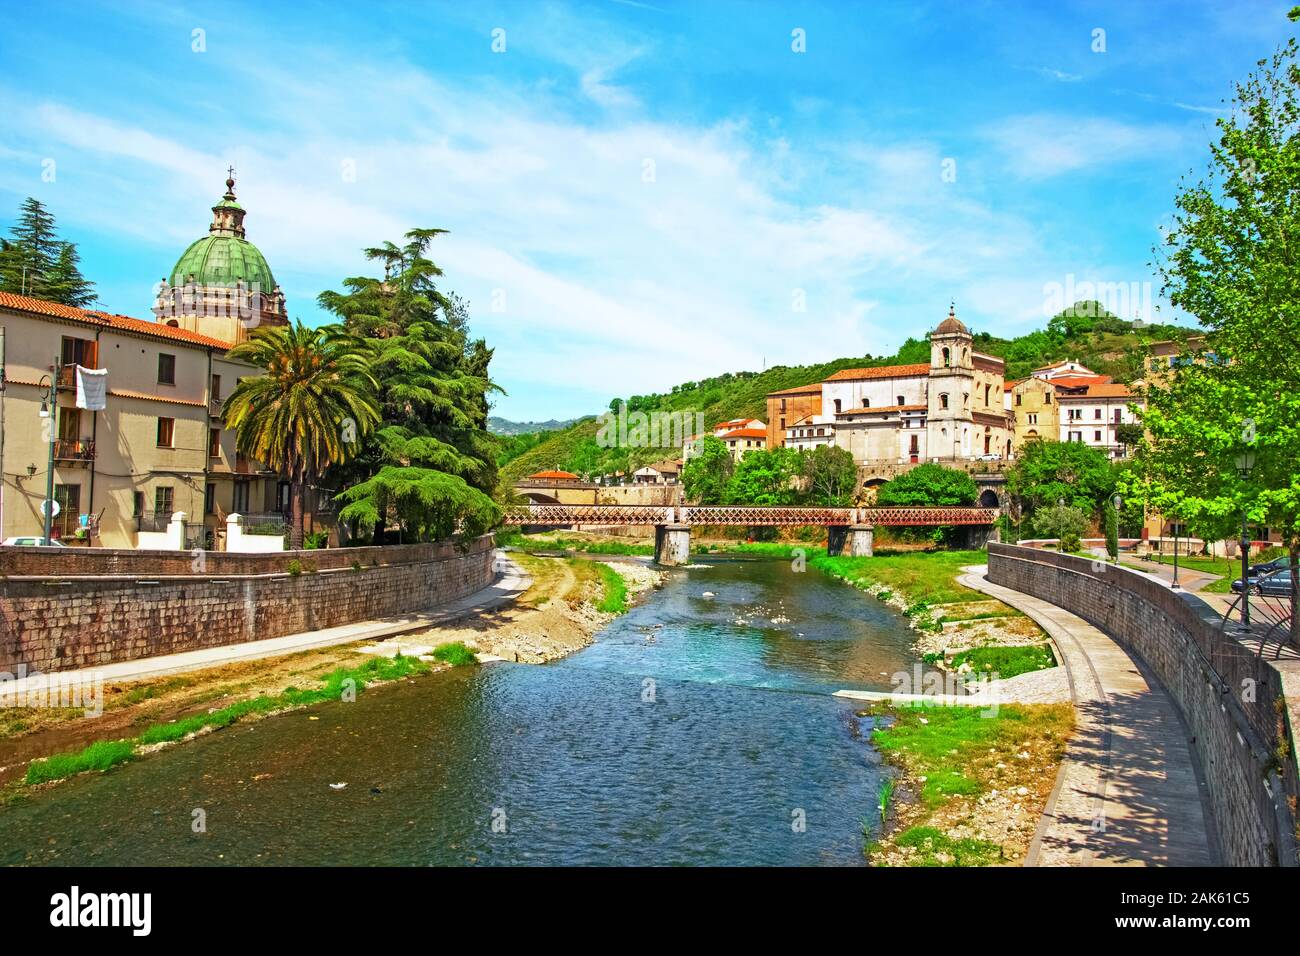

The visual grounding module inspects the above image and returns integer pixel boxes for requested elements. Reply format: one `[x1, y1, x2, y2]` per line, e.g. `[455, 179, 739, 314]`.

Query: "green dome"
[169, 234, 277, 292]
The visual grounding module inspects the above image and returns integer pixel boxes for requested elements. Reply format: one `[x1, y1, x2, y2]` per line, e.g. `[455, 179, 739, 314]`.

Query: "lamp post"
[1235, 445, 1257, 632]
[36, 357, 59, 546]
[1171, 515, 1181, 590]
[1112, 493, 1122, 563]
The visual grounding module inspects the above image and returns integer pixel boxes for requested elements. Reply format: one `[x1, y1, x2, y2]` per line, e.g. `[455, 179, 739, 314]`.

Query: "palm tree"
[224, 321, 380, 548]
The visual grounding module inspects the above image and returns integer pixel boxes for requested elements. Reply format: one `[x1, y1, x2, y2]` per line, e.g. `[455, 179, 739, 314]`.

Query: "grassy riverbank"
[864, 701, 1075, 866]
[22, 651, 455, 786]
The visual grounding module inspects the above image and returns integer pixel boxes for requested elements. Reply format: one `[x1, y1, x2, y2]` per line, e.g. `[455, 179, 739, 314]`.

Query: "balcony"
[209, 397, 224, 419]
[56, 365, 105, 389]
[53, 439, 95, 464]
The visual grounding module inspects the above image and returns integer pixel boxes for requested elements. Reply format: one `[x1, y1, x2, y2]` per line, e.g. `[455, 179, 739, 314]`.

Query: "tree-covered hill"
[497, 301, 1197, 491]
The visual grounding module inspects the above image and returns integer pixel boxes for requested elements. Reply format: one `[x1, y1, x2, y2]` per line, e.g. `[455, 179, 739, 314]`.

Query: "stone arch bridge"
[502, 504, 1000, 565]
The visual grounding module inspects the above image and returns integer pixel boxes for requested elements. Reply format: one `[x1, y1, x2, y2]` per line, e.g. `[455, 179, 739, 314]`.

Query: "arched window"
[942, 347, 951, 367]
[939, 393, 949, 410]
[834, 398, 842, 414]
[984, 384, 991, 405]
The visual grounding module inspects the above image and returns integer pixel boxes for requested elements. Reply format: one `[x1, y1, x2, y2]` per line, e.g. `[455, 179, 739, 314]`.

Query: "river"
[0, 556, 926, 866]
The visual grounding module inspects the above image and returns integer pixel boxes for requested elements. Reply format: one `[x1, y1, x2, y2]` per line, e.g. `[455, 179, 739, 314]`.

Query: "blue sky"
[0, 1, 1295, 419]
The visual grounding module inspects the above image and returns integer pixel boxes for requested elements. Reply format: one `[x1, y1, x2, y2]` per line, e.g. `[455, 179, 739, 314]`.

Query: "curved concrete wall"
[988, 543, 1299, 867]
[0, 537, 496, 674]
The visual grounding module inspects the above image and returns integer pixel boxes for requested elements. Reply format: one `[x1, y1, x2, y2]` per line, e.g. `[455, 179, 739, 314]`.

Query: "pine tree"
[0, 197, 96, 306]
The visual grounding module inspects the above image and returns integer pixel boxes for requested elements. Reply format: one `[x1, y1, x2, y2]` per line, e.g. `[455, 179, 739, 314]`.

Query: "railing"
[208, 398, 224, 418]
[136, 512, 172, 533]
[53, 439, 95, 462]
[501, 504, 1001, 527]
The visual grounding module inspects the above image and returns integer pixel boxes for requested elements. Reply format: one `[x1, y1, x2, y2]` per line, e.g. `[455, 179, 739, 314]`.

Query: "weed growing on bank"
[24, 654, 435, 786]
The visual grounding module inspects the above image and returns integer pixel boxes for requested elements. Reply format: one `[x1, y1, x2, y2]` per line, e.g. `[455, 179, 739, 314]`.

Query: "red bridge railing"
[501, 505, 999, 527]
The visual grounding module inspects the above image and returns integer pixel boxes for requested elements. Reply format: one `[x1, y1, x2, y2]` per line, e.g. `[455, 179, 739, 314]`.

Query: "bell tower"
[927, 303, 975, 461]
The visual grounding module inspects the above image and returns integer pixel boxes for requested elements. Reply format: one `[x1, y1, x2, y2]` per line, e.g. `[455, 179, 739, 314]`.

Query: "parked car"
[1232, 563, 1297, 596]
[1, 536, 68, 547]
[1248, 555, 1298, 577]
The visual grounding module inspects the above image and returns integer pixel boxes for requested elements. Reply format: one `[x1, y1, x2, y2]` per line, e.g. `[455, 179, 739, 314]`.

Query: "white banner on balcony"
[75, 365, 107, 410]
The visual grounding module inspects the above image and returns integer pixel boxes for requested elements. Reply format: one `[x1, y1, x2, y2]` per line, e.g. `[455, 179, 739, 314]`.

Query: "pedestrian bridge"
[502, 504, 1000, 565]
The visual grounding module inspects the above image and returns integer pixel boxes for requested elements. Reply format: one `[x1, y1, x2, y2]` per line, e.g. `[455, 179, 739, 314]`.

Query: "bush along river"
[0, 557, 934, 866]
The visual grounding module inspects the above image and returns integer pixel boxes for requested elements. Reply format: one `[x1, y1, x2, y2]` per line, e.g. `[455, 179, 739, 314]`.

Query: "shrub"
[431, 642, 478, 667]
[286, 558, 303, 576]
[1033, 504, 1088, 552]
[303, 531, 329, 550]
[25, 739, 136, 784]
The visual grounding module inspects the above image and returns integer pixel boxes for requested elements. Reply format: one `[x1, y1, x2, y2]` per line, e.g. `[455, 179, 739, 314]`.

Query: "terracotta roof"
[0, 290, 233, 350]
[1003, 379, 1023, 390]
[823, 362, 930, 383]
[719, 428, 768, 440]
[109, 388, 207, 408]
[1049, 374, 1113, 390]
[766, 382, 822, 397]
[525, 469, 580, 480]
[1083, 383, 1135, 398]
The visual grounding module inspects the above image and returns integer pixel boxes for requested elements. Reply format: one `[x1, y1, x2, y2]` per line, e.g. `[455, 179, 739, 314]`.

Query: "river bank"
[861, 700, 1075, 866]
[0, 554, 660, 795]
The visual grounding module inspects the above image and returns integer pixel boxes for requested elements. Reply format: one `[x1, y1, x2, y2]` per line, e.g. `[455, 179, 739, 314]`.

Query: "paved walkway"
[958, 565, 1219, 867]
[1, 551, 530, 695]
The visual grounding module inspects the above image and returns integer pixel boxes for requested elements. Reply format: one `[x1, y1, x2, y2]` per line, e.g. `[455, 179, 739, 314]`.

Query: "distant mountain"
[488, 416, 583, 436]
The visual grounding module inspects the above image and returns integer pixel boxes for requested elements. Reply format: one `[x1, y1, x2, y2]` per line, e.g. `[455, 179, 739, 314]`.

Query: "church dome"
[167, 174, 278, 293]
[935, 304, 969, 336]
[169, 234, 277, 291]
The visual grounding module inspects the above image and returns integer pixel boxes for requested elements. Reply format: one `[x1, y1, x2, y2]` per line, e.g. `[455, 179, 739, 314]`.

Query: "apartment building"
[0, 175, 291, 549]
[0, 291, 284, 548]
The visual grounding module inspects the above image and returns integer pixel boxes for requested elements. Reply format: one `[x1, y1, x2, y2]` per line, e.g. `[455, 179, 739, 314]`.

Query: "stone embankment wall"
[0, 537, 496, 674]
[988, 543, 1299, 867]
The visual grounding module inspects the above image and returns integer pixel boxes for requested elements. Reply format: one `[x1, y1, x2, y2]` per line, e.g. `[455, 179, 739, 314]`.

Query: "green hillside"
[497, 302, 1198, 492]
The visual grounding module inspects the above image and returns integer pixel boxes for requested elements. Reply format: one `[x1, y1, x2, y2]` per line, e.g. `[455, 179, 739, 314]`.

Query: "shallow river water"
[0, 557, 925, 866]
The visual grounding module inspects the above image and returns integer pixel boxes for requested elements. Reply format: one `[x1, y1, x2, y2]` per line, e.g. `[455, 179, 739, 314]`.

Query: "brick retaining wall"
[988, 543, 1299, 867]
[0, 537, 496, 674]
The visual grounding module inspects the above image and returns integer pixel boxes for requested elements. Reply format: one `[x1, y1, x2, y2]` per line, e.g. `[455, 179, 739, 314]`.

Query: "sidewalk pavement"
[959, 565, 1219, 867]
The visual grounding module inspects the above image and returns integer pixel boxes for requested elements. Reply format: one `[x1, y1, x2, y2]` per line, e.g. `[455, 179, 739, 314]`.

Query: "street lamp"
[36, 357, 59, 546]
[1235, 445, 1257, 631]
[1171, 514, 1181, 590]
[1112, 494, 1122, 563]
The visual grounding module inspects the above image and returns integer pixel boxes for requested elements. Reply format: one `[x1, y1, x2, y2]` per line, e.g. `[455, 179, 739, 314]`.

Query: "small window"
[1015, 394, 1022, 406]
[208, 427, 221, 458]
[158, 353, 176, 385]
[896, 395, 904, 406]
[211, 374, 222, 400]
[204, 483, 216, 515]
[939, 393, 949, 410]
[1044, 391, 1051, 404]
[1094, 430, 1102, 442]
[834, 399, 842, 413]
[157, 417, 175, 447]
[233, 481, 250, 514]
[133, 491, 144, 517]
[155, 486, 174, 515]
[1094, 408, 1102, 419]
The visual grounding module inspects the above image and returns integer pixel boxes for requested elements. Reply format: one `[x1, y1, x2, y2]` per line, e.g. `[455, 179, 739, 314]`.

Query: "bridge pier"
[848, 524, 874, 557]
[654, 524, 691, 566]
[957, 523, 1000, 550]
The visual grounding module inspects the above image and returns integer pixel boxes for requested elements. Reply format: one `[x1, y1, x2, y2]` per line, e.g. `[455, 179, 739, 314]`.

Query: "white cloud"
[0, 45, 1170, 417]
[984, 113, 1184, 179]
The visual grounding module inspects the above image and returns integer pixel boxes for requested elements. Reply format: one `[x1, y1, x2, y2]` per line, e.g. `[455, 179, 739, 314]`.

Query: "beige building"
[0, 175, 295, 549]
[766, 307, 1015, 466]
[1006, 377, 1059, 449]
